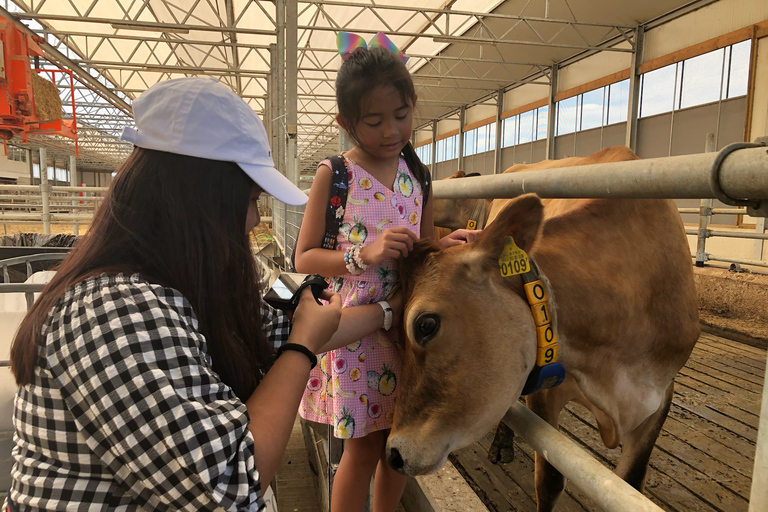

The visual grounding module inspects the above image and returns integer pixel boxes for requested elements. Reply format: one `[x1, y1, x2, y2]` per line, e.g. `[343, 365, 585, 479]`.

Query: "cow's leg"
[614, 381, 674, 490]
[526, 384, 574, 512]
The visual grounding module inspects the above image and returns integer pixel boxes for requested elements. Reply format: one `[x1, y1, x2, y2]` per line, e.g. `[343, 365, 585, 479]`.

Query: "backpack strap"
[422, 166, 431, 206]
[321, 155, 349, 250]
[289, 155, 348, 271]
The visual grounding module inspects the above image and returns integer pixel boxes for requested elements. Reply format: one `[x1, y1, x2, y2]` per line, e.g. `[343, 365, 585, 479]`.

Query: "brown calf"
[387, 146, 700, 511]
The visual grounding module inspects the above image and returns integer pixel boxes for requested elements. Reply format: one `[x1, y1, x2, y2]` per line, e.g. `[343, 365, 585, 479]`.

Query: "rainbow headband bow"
[337, 31, 409, 64]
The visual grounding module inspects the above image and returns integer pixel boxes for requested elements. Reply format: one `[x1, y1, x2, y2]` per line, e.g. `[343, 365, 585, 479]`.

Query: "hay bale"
[31, 73, 62, 121]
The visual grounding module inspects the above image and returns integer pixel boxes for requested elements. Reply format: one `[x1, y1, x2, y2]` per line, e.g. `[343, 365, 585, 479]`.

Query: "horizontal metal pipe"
[0, 283, 47, 292]
[0, 253, 67, 267]
[0, 213, 92, 221]
[432, 147, 768, 200]
[52, 186, 108, 194]
[678, 208, 746, 215]
[502, 402, 663, 512]
[685, 228, 768, 240]
[0, 185, 39, 192]
[706, 255, 768, 268]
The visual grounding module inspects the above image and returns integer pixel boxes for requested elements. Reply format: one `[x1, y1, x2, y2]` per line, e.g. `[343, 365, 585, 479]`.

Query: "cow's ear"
[399, 239, 440, 296]
[476, 194, 543, 257]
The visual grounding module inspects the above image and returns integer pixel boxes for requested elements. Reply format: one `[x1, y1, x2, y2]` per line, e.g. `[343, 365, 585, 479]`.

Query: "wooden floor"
[450, 332, 765, 512]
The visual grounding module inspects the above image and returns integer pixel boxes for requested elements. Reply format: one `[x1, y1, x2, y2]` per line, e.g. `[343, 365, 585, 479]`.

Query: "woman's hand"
[437, 228, 482, 248]
[289, 288, 342, 353]
[359, 227, 419, 267]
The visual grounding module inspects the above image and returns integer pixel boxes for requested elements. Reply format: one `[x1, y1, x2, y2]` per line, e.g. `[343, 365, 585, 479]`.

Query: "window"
[415, 143, 432, 165]
[463, 129, 477, 157]
[580, 88, 604, 131]
[502, 116, 518, 147]
[517, 110, 533, 143]
[639, 41, 750, 118]
[556, 96, 577, 136]
[606, 80, 629, 124]
[726, 40, 750, 99]
[640, 63, 679, 117]
[435, 134, 459, 163]
[7, 145, 26, 162]
[55, 166, 68, 182]
[535, 106, 549, 140]
[680, 49, 724, 109]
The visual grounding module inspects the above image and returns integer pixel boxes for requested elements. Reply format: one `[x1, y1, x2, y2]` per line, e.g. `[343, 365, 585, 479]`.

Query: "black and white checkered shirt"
[7, 273, 291, 511]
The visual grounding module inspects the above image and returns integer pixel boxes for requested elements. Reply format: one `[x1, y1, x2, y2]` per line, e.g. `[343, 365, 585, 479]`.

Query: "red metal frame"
[0, 15, 78, 155]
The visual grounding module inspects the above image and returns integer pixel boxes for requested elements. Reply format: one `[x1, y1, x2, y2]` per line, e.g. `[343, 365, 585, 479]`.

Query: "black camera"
[263, 272, 328, 311]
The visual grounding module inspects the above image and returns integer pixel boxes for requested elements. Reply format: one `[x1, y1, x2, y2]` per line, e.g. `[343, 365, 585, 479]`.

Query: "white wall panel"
[643, 0, 767, 62]
[437, 118, 460, 136]
[503, 83, 548, 112]
[0, 158, 29, 182]
[557, 41, 632, 92]
[465, 104, 497, 125]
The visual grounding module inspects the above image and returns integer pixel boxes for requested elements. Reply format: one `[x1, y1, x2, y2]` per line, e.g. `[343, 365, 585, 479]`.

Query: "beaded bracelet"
[275, 343, 317, 369]
[352, 245, 368, 272]
[344, 245, 363, 275]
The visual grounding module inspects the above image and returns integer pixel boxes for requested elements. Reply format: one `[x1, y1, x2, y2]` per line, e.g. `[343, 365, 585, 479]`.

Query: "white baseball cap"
[121, 77, 307, 206]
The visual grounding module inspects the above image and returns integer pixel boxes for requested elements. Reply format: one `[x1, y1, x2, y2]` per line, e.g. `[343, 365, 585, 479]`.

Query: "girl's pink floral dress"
[299, 155, 423, 439]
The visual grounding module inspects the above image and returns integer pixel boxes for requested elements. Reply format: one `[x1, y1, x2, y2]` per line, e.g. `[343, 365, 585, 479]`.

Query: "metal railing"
[0, 253, 64, 368]
[0, 183, 107, 233]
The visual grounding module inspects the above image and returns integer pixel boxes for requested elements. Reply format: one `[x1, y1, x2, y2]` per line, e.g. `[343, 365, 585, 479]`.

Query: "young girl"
[294, 35, 475, 512]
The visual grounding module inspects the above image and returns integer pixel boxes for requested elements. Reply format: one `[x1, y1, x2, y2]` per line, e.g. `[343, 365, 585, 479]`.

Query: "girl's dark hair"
[336, 47, 430, 195]
[10, 147, 269, 400]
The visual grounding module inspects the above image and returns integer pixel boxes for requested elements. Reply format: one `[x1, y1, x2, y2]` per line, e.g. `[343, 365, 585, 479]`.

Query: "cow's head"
[387, 193, 544, 475]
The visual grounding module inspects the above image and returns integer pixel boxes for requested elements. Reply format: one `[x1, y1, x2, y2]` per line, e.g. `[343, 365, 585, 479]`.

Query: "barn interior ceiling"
[1, 0, 705, 173]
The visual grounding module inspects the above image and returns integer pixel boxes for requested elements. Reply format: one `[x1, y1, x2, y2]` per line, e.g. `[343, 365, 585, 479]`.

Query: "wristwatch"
[377, 301, 393, 331]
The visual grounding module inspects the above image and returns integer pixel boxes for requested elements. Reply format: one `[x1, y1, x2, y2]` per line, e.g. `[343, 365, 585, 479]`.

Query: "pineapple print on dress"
[378, 363, 397, 396]
[299, 156, 422, 438]
[335, 407, 355, 439]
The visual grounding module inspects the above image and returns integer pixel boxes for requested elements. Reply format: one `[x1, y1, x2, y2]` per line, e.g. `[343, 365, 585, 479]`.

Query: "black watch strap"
[275, 343, 318, 369]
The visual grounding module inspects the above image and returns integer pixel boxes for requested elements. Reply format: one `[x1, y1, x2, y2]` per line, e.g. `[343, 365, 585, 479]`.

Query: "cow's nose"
[386, 446, 405, 472]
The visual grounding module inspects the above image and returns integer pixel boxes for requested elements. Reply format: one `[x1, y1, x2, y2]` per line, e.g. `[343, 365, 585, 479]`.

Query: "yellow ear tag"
[499, 236, 530, 277]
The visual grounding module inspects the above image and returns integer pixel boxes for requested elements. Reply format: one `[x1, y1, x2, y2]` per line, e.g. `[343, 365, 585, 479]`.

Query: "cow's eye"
[414, 313, 440, 345]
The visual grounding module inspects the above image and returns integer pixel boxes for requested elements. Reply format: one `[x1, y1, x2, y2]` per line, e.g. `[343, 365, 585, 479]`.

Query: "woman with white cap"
[6, 77, 395, 512]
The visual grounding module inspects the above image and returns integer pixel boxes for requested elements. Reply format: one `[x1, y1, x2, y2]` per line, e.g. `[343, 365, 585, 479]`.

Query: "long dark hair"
[10, 147, 269, 400]
[336, 46, 430, 195]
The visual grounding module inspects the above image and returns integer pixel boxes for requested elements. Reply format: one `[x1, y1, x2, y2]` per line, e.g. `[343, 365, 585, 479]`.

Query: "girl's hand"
[437, 229, 482, 248]
[289, 288, 342, 353]
[359, 226, 419, 266]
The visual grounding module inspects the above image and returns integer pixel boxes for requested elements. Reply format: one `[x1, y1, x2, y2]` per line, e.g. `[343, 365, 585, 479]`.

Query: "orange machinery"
[0, 15, 77, 151]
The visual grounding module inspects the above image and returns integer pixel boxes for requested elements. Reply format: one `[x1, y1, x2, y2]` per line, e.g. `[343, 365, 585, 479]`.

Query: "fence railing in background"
[0, 184, 107, 233]
[681, 206, 768, 268]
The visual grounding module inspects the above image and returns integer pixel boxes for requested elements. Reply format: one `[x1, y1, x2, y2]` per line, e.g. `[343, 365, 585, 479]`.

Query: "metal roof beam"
[303, 0, 635, 30]
[297, 25, 633, 53]
[12, 13, 276, 37]
[0, 6, 133, 116]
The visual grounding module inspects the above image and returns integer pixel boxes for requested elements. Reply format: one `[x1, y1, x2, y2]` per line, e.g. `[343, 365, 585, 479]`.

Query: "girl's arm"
[294, 164, 348, 277]
[295, 163, 418, 275]
[316, 291, 403, 353]
[421, 186, 481, 247]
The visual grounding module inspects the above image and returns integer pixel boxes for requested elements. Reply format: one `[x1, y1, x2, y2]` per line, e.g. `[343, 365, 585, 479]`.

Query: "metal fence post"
[39, 148, 50, 235]
[70, 155, 78, 235]
[695, 133, 716, 267]
[750, 354, 768, 512]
